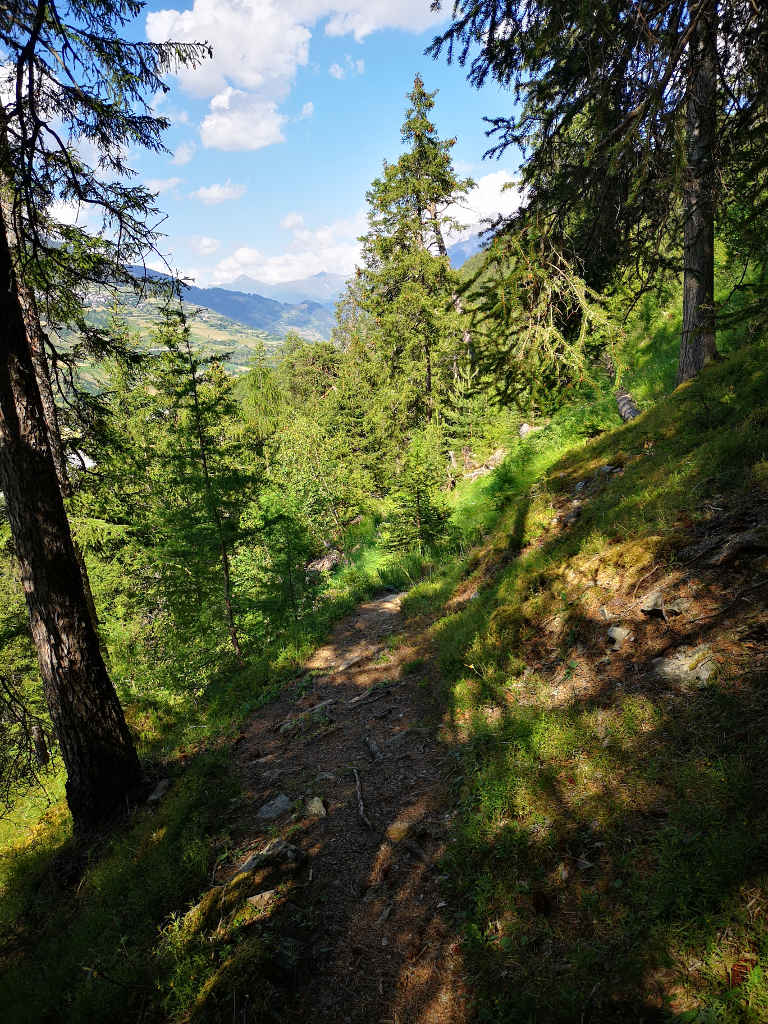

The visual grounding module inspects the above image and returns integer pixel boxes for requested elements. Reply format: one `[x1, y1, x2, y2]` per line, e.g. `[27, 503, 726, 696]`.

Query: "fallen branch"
[276, 698, 334, 734]
[346, 685, 390, 707]
[351, 767, 372, 829]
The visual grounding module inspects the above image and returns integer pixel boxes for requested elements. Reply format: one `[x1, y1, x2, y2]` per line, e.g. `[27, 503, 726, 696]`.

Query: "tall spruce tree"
[429, 1, 768, 384]
[0, 1, 207, 830]
[359, 75, 473, 426]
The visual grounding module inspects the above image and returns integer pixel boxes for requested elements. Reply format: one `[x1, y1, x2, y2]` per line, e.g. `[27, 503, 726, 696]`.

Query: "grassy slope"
[402, 334, 768, 1020]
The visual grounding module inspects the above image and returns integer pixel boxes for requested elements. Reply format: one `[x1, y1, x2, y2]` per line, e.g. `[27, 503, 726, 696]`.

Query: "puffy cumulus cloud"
[146, 2, 442, 150]
[144, 175, 184, 195]
[200, 89, 285, 150]
[319, 1, 441, 41]
[146, 0, 311, 100]
[190, 179, 247, 204]
[212, 208, 365, 284]
[445, 169, 523, 242]
[190, 235, 220, 256]
[172, 140, 197, 165]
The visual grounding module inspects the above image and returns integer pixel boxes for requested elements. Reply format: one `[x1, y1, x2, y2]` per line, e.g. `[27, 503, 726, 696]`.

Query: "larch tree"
[359, 74, 473, 426]
[429, 0, 768, 384]
[0, 0, 208, 831]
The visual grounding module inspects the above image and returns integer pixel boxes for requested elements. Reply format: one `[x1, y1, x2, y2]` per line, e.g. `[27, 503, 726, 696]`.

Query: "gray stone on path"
[247, 889, 279, 909]
[640, 591, 690, 618]
[237, 838, 304, 875]
[305, 796, 327, 817]
[652, 644, 717, 687]
[257, 793, 293, 820]
[607, 626, 632, 651]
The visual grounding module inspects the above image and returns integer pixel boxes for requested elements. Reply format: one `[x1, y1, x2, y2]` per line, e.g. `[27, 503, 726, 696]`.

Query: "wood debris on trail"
[229, 591, 470, 1023]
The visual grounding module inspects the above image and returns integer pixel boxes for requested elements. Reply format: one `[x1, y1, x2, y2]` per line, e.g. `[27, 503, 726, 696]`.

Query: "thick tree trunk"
[677, 1, 718, 385]
[0, 217, 141, 832]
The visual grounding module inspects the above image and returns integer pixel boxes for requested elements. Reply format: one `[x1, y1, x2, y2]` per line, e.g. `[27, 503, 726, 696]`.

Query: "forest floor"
[222, 591, 470, 1023]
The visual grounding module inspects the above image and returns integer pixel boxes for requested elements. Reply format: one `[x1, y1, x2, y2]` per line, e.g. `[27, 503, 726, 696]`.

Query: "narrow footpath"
[227, 591, 469, 1023]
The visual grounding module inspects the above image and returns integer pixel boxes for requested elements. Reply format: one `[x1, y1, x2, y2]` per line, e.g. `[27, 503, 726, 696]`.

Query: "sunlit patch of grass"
[422, 336, 768, 1020]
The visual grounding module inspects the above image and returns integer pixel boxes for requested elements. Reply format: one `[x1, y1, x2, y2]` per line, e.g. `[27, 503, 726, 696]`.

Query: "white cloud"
[280, 212, 305, 230]
[322, 2, 440, 41]
[200, 88, 286, 150]
[144, 176, 183, 195]
[212, 207, 365, 284]
[445, 170, 523, 243]
[172, 140, 197, 165]
[328, 54, 365, 79]
[190, 180, 247, 204]
[299, 101, 314, 119]
[190, 235, 220, 256]
[146, 2, 441, 150]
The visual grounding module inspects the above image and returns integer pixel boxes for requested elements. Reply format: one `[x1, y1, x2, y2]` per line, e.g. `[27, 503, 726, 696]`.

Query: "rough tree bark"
[16, 278, 101, 629]
[0, 213, 141, 832]
[677, 0, 718, 384]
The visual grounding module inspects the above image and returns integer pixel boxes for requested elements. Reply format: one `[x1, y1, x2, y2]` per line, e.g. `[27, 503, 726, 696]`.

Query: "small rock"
[519, 422, 533, 438]
[607, 626, 631, 651]
[652, 644, 716, 687]
[306, 548, 343, 574]
[305, 796, 327, 817]
[248, 888, 279, 909]
[238, 838, 304, 875]
[315, 772, 336, 783]
[598, 464, 619, 475]
[574, 480, 587, 493]
[256, 793, 293, 820]
[640, 591, 689, 618]
[599, 606, 611, 621]
[147, 778, 171, 804]
[640, 590, 665, 616]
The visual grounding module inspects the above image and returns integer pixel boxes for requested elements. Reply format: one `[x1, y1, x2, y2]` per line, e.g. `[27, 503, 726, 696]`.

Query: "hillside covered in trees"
[1, 2, 768, 1022]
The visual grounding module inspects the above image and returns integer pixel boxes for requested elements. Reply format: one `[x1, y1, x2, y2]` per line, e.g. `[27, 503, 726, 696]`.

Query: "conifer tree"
[429, 1, 768, 384]
[0, 1, 208, 828]
[359, 75, 473, 426]
[383, 423, 451, 555]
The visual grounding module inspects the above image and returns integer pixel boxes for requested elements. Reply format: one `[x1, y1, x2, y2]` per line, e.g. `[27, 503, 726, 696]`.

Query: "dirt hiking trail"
[229, 591, 469, 1023]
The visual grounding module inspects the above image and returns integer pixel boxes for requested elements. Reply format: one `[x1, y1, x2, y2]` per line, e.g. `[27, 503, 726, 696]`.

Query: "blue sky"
[132, 1, 521, 287]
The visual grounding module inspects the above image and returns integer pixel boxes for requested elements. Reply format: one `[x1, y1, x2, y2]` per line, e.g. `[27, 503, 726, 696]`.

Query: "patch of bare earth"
[228, 592, 469, 1024]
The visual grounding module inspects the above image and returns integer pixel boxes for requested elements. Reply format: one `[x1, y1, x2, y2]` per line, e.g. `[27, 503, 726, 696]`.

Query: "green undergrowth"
[409, 338, 768, 1021]
[0, 539, 429, 1023]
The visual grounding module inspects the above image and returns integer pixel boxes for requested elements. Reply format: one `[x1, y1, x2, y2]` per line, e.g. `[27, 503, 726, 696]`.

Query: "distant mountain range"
[181, 281, 335, 341]
[447, 228, 489, 268]
[76, 235, 491, 382]
[220, 271, 348, 306]
[213, 232, 488, 308]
